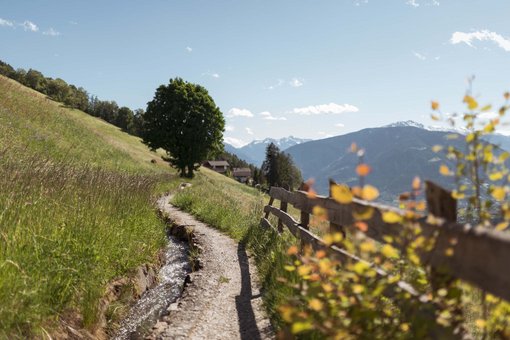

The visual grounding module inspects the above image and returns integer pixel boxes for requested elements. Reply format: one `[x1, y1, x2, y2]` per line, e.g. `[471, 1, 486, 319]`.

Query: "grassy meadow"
[0, 75, 177, 337]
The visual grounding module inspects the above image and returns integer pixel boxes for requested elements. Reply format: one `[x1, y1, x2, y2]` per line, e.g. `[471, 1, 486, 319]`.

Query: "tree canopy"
[142, 78, 225, 177]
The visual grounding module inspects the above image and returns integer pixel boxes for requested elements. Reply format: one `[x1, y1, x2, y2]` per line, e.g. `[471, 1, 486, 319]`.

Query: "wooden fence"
[260, 180, 510, 333]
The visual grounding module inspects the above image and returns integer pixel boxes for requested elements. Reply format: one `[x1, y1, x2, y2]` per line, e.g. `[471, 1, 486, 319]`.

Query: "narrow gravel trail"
[149, 195, 274, 340]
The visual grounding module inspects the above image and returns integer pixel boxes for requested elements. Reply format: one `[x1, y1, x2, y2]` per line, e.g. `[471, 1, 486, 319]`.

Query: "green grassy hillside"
[0, 75, 176, 338]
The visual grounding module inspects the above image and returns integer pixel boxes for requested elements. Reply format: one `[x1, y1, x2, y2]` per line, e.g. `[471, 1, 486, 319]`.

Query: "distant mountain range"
[224, 136, 311, 166]
[285, 121, 510, 202]
[224, 121, 510, 203]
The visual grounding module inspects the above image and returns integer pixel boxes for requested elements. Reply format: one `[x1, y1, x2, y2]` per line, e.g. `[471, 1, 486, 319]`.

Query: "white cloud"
[259, 111, 287, 121]
[245, 127, 254, 135]
[292, 103, 359, 115]
[43, 28, 60, 36]
[186, 46, 193, 52]
[202, 71, 220, 78]
[264, 116, 287, 121]
[450, 30, 510, 52]
[21, 20, 38, 32]
[406, 0, 439, 7]
[413, 51, 426, 60]
[225, 125, 235, 132]
[289, 77, 304, 87]
[335, 123, 345, 128]
[227, 108, 254, 118]
[69, 20, 78, 25]
[0, 18, 14, 27]
[224, 137, 248, 148]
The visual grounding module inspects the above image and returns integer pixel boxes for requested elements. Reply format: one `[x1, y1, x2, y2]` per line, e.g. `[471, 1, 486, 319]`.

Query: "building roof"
[205, 160, 230, 167]
[233, 168, 252, 177]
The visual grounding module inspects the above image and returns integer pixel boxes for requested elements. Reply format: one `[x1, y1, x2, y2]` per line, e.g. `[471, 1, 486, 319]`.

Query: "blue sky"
[1, 0, 509, 147]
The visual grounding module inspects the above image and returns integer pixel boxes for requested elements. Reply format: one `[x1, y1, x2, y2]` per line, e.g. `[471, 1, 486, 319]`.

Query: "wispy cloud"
[21, 20, 38, 32]
[0, 18, 14, 27]
[406, 0, 439, 7]
[292, 103, 359, 115]
[202, 71, 220, 78]
[413, 51, 426, 60]
[289, 77, 304, 87]
[450, 30, 510, 52]
[335, 123, 345, 128]
[186, 46, 193, 52]
[259, 111, 287, 121]
[69, 20, 78, 25]
[225, 125, 235, 132]
[43, 28, 60, 36]
[227, 108, 254, 118]
[224, 137, 248, 148]
[245, 127, 254, 135]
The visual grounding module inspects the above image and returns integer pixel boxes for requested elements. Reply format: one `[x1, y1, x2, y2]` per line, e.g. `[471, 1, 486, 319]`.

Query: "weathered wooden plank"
[260, 217, 278, 233]
[269, 186, 510, 302]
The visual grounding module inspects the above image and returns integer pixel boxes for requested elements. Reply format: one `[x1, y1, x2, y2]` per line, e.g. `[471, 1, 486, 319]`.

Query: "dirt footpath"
[149, 195, 274, 340]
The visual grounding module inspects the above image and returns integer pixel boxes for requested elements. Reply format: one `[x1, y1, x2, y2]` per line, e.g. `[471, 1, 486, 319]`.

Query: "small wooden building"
[203, 160, 230, 174]
[233, 167, 252, 183]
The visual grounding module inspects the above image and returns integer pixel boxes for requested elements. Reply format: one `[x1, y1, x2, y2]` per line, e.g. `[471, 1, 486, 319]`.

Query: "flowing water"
[113, 235, 190, 339]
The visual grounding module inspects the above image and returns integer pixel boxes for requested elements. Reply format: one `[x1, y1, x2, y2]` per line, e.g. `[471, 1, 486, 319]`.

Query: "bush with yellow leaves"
[276, 87, 510, 339]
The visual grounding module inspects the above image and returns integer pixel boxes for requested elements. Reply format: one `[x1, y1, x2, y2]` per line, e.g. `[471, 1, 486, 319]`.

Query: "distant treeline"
[0, 60, 144, 136]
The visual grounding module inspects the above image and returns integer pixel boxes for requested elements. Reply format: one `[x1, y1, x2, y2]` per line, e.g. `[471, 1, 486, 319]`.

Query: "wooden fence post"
[278, 200, 288, 233]
[425, 181, 464, 331]
[329, 179, 346, 238]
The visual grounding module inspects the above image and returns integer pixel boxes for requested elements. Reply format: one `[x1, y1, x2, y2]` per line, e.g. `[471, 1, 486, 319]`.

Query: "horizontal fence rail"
[262, 182, 510, 303]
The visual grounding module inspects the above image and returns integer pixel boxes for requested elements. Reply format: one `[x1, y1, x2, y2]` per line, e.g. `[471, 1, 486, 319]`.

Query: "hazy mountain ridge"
[224, 136, 311, 166]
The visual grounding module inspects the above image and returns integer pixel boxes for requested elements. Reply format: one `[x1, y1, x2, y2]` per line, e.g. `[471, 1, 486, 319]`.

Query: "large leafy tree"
[142, 78, 225, 177]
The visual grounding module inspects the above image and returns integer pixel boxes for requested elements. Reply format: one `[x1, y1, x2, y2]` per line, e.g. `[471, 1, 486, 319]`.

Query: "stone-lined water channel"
[113, 235, 190, 339]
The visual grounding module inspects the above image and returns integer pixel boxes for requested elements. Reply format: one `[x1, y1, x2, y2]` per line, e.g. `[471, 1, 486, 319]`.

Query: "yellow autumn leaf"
[412, 176, 421, 190]
[439, 164, 451, 176]
[360, 241, 376, 253]
[297, 265, 312, 276]
[382, 211, 403, 224]
[466, 133, 475, 143]
[362, 185, 379, 201]
[464, 95, 478, 110]
[431, 114, 440, 121]
[313, 205, 327, 220]
[432, 145, 443, 153]
[495, 222, 509, 231]
[481, 104, 492, 112]
[492, 186, 506, 201]
[489, 172, 503, 181]
[291, 322, 313, 334]
[330, 184, 353, 204]
[284, 265, 296, 272]
[431, 101, 439, 110]
[352, 284, 365, 294]
[308, 298, 324, 311]
[381, 244, 398, 258]
[504, 92, 510, 100]
[475, 319, 486, 329]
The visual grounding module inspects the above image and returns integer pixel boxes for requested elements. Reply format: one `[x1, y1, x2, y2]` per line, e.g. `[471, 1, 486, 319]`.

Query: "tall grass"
[0, 154, 169, 338]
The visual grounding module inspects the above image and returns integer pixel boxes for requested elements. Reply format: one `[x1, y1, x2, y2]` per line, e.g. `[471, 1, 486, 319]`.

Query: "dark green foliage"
[142, 78, 225, 178]
[262, 143, 302, 190]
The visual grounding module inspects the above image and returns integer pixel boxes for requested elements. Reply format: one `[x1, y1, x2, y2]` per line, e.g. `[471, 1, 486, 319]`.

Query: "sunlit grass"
[0, 75, 178, 337]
